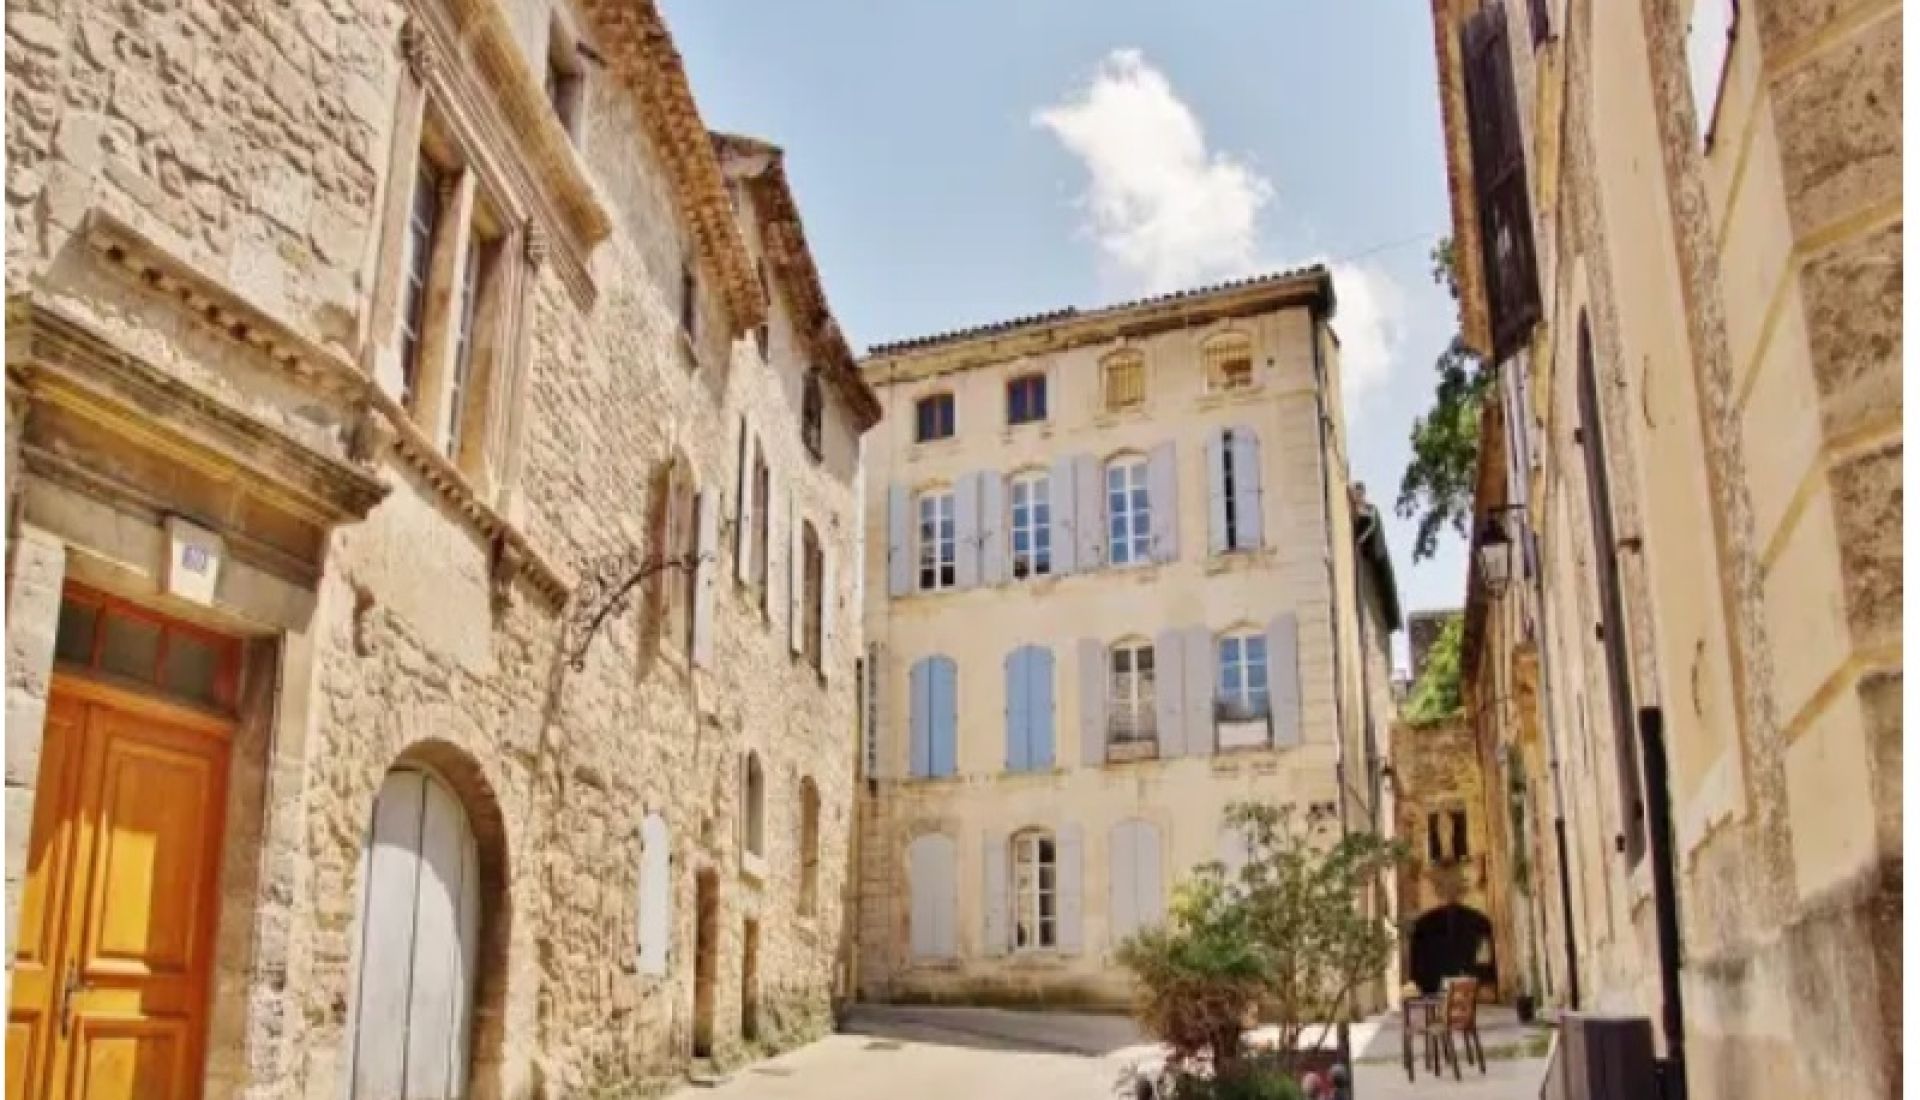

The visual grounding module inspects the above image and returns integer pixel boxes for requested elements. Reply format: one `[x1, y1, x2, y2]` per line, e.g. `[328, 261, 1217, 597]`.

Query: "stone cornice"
[1430, 0, 1494, 357]
[576, 0, 765, 334]
[403, 7, 608, 311]
[712, 133, 881, 431]
[861, 268, 1335, 385]
[64, 210, 571, 608]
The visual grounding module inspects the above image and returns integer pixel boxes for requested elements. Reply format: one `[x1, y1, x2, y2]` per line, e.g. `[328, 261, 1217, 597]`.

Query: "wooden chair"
[1441, 976, 1487, 1077]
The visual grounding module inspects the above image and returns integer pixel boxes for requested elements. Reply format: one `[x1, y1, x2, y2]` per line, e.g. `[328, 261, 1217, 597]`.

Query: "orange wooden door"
[7, 678, 231, 1100]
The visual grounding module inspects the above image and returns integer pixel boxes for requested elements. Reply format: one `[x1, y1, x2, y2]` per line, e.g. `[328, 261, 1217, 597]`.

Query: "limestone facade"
[5, 1, 878, 1097]
[1430, 0, 1900, 1096]
[852, 272, 1401, 1007]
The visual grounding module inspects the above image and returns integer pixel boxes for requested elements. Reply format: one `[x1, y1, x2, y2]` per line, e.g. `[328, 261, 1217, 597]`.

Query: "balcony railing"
[1106, 709, 1158, 762]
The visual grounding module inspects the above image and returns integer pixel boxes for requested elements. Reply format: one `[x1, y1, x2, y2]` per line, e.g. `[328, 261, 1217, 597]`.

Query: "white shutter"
[1230, 428, 1263, 550]
[886, 483, 912, 597]
[1074, 454, 1103, 567]
[1184, 626, 1215, 755]
[1136, 820, 1164, 930]
[1049, 456, 1077, 573]
[1078, 638, 1106, 768]
[1148, 441, 1178, 562]
[1206, 430, 1229, 554]
[691, 490, 719, 667]
[982, 829, 1009, 956]
[1269, 613, 1303, 747]
[979, 471, 1007, 585]
[735, 422, 753, 583]
[819, 542, 835, 682]
[788, 493, 804, 654]
[954, 471, 981, 589]
[1109, 822, 1138, 944]
[638, 814, 671, 975]
[909, 834, 956, 960]
[1057, 823, 1084, 954]
[1153, 627, 1185, 759]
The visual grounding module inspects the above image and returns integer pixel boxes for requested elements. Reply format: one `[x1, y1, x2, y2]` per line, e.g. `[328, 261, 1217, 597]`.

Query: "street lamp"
[1475, 512, 1515, 599]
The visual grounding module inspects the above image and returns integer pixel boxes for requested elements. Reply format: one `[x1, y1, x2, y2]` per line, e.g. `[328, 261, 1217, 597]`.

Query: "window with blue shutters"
[1009, 472, 1052, 580]
[917, 490, 956, 591]
[1004, 645, 1055, 772]
[1105, 456, 1151, 566]
[910, 655, 958, 778]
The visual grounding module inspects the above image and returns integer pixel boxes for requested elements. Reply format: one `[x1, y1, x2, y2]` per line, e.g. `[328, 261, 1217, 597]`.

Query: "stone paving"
[668, 1006, 1551, 1100]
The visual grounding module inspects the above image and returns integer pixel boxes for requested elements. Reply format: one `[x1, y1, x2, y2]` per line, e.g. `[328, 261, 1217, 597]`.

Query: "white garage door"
[346, 767, 483, 1100]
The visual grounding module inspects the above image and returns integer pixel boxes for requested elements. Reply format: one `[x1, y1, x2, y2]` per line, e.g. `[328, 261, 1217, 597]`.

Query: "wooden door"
[344, 768, 481, 1100]
[8, 679, 232, 1100]
[692, 871, 718, 1058]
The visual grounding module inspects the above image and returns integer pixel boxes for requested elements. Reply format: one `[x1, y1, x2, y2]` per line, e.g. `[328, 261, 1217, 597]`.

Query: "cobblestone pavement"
[668, 1007, 1550, 1100]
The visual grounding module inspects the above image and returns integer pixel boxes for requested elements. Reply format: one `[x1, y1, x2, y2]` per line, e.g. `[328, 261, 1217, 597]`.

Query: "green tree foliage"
[1396, 238, 1493, 562]
[1117, 803, 1406, 1093]
[1403, 615, 1465, 724]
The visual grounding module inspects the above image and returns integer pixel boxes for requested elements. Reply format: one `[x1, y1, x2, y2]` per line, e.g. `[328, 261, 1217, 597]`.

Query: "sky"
[662, 1, 1468, 673]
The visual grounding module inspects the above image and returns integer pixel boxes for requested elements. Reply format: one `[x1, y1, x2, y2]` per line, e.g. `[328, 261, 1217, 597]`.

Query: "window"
[801, 371, 825, 461]
[1451, 809, 1470, 861]
[397, 159, 442, 405]
[743, 752, 766, 862]
[679, 262, 699, 346]
[1460, 3, 1542, 361]
[1106, 456, 1151, 566]
[1011, 830, 1057, 951]
[1102, 349, 1145, 411]
[1222, 430, 1243, 549]
[915, 393, 955, 442]
[1006, 374, 1047, 426]
[544, 17, 585, 143]
[654, 459, 698, 651]
[1203, 332, 1254, 392]
[1216, 632, 1271, 721]
[1426, 809, 1470, 864]
[1108, 641, 1156, 745]
[752, 451, 771, 606]
[1009, 471, 1052, 580]
[53, 586, 240, 710]
[802, 522, 825, 670]
[1427, 812, 1445, 863]
[754, 260, 771, 360]
[916, 489, 956, 592]
[443, 229, 493, 458]
[799, 779, 821, 915]
[1687, 0, 1736, 145]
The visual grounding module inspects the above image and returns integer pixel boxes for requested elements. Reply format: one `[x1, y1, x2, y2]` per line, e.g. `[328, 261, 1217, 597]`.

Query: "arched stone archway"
[343, 741, 512, 1100]
[1409, 903, 1495, 996]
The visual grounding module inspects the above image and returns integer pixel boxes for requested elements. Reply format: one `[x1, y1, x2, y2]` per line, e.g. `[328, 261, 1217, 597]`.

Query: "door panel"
[8, 681, 231, 1100]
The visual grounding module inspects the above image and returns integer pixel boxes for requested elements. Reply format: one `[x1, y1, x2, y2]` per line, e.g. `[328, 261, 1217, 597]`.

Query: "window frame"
[1105, 455, 1153, 566]
[1215, 631, 1271, 722]
[801, 371, 826, 461]
[1011, 829, 1058, 953]
[802, 522, 825, 670]
[1008, 470, 1053, 581]
[1006, 373, 1048, 427]
[743, 751, 767, 862]
[1202, 331, 1256, 393]
[916, 488, 957, 592]
[1101, 349, 1146, 412]
[914, 393, 956, 443]
[1108, 640, 1157, 746]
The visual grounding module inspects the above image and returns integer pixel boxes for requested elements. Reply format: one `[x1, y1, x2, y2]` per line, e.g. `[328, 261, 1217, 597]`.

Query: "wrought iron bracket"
[564, 548, 706, 670]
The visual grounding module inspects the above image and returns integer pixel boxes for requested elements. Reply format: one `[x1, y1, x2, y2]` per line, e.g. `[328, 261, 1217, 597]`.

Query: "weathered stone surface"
[1801, 220, 1903, 440]
[1772, 10, 1902, 236]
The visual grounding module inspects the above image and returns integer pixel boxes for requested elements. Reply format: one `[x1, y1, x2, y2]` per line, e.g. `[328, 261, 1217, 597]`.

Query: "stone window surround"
[1201, 329, 1258, 393]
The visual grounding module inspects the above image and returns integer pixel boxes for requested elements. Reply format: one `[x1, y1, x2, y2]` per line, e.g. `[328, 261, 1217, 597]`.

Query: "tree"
[1117, 803, 1406, 1093]
[1396, 238, 1493, 562]
[1403, 615, 1465, 724]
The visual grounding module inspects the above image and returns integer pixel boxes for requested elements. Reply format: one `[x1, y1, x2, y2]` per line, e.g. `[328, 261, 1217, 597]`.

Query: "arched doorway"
[1409, 903, 1496, 995]
[344, 766, 483, 1100]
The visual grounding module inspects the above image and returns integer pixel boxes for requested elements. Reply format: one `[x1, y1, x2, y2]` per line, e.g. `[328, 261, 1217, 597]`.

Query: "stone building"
[1428, 0, 1900, 1097]
[4, 0, 878, 1095]
[1388, 717, 1504, 1000]
[850, 270, 1402, 1007]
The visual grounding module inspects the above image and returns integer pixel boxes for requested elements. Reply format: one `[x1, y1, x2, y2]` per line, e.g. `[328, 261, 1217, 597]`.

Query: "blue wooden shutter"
[887, 484, 911, 597]
[930, 656, 958, 777]
[1030, 646, 1056, 768]
[1231, 427, 1263, 550]
[1005, 648, 1030, 772]
[1148, 442, 1178, 562]
[909, 658, 932, 777]
[954, 472, 981, 589]
[1049, 455, 1077, 574]
[1268, 614, 1302, 748]
[1205, 430, 1229, 554]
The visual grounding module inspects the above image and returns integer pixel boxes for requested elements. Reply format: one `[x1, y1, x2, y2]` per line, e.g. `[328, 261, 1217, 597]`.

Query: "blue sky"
[663, 1, 1467, 671]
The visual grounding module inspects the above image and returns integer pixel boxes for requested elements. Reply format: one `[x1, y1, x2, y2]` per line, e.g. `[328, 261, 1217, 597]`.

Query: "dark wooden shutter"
[1528, 0, 1551, 47]
[1461, 4, 1542, 361]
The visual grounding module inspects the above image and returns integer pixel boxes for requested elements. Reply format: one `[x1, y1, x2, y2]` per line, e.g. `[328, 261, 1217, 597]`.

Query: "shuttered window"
[1106, 457, 1152, 566]
[802, 371, 825, 460]
[1011, 830, 1057, 951]
[1009, 472, 1052, 579]
[1108, 819, 1164, 942]
[917, 490, 956, 591]
[1108, 641, 1156, 746]
[1004, 645, 1055, 772]
[907, 834, 957, 959]
[1461, 3, 1541, 361]
[909, 656, 959, 779]
[1203, 331, 1254, 392]
[1102, 350, 1145, 411]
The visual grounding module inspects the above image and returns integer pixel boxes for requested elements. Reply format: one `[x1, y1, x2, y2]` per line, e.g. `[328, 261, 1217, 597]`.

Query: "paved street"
[669, 1007, 1550, 1100]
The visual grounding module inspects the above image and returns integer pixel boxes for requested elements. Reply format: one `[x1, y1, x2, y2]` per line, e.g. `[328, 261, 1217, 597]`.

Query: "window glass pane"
[162, 633, 219, 703]
[98, 613, 160, 683]
[54, 600, 98, 665]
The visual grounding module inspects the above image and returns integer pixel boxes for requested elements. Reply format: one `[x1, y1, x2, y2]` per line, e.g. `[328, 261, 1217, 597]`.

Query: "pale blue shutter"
[1029, 646, 1056, 768]
[931, 656, 958, 777]
[887, 484, 911, 597]
[1205, 430, 1229, 555]
[982, 829, 1009, 956]
[1183, 627, 1214, 755]
[1268, 613, 1302, 748]
[1153, 627, 1186, 758]
[955, 472, 981, 589]
[1074, 454, 1103, 568]
[1049, 456, 1078, 574]
[910, 834, 956, 959]
[1231, 427, 1263, 550]
[1148, 441, 1178, 562]
[1078, 638, 1106, 767]
[1057, 824, 1084, 954]
[909, 658, 932, 777]
[1108, 822, 1138, 944]
[1005, 648, 1030, 772]
[1135, 820, 1164, 930]
[979, 470, 1007, 585]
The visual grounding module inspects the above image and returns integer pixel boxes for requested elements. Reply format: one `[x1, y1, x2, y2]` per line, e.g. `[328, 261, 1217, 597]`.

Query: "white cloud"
[1326, 262, 1405, 402]
[1033, 49, 1271, 293]
[1033, 50, 1405, 404]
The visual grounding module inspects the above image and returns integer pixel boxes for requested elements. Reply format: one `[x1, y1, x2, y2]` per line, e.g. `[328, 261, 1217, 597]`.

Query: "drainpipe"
[1307, 305, 1351, 838]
